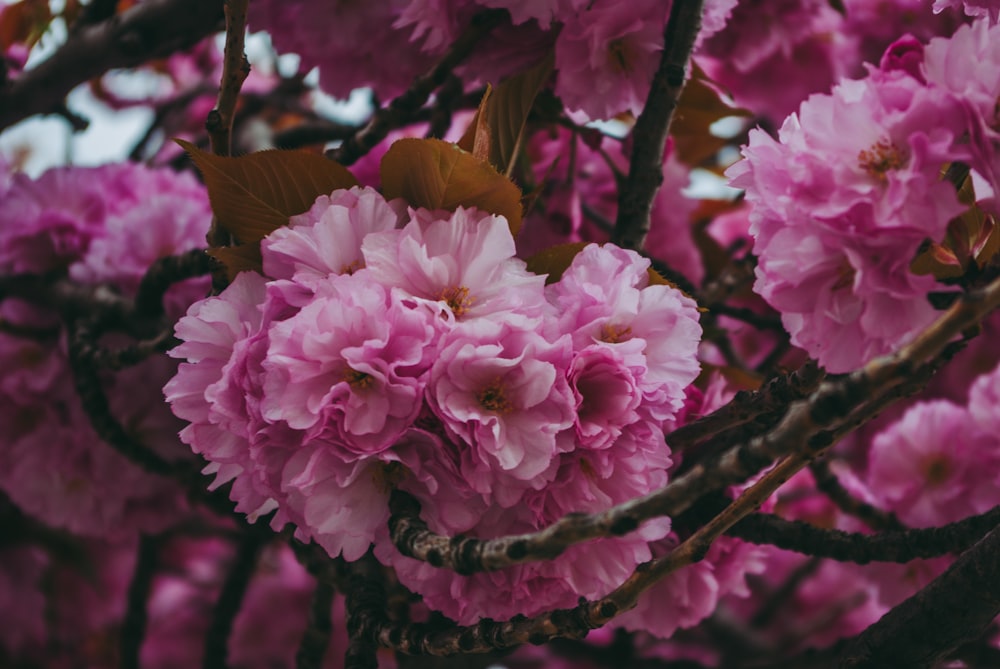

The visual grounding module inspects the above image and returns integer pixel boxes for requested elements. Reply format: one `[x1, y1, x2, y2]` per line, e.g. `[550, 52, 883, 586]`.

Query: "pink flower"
[554, 0, 668, 121]
[362, 206, 548, 323]
[549, 244, 702, 418]
[969, 360, 1000, 433]
[922, 20, 1000, 211]
[867, 399, 1000, 527]
[933, 0, 1000, 20]
[617, 536, 766, 638]
[261, 186, 407, 283]
[280, 446, 394, 561]
[261, 271, 435, 456]
[729, 71, 968, 372]
[427, 318, 575, 502]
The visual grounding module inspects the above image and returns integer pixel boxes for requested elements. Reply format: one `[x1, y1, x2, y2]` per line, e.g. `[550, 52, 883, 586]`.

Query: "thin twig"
[612, 0, 704, 251]
[808, 459, 904, 531]
[207, 0, 250, 157]
[202, 530, 269, 669]
[121, 534, 163, 669]
[296, 581, 336, 669]
[328, 10, 506, 166]
[0, 0, 225, 133]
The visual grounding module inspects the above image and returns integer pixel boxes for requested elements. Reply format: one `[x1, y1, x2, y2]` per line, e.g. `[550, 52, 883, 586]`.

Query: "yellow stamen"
[477, 378, 512, 413]
[858, 139, 907, 181]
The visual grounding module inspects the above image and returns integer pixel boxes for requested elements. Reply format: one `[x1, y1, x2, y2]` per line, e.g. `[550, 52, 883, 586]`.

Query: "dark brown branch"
[0, 0, 225, 133]
[808, 459, 904, 531]
[121, 534, 163, 669]
[296, 581, 336, 669]
[202, 530, 269, 669]
[667, 361, 825, 452]
[67, 315, 179, 476]
[206, 0, 249, 157]
[134, 248, 215, 318]
[328, 10, 506, 166]
[729, 505, 1000, 564]
[836, 523, 1000, 668]
[612, 0, 704, 251]
[345, 555, 388, 669]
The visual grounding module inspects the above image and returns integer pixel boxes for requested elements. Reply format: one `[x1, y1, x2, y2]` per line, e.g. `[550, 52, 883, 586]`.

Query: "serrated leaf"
[177, 140, 358, 244]
[380, 137, 523, 235]
[208, 244, 263, 281]
[0, 0, 52, 50]
[457, 52, 555, 176]
[671, 64, 750, 166]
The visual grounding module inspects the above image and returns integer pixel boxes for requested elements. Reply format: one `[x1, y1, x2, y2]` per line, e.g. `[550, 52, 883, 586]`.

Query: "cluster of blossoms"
[250, 0, 737, 121]
[0, 161, 210, 537]
[730, 18, 1000, 373]
[165, 185, 712, 625]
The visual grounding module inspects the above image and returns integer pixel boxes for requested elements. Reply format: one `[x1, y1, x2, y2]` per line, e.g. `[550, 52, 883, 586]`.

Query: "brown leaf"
[0, 0, 51, 50]
[524, 241, 590, 283]
[208, 244, 264, 281]
[671, 64, 750, 166]
[177, 140, 358, 243]
[380, 138, 523, 235]
[457, 52, 555, 176]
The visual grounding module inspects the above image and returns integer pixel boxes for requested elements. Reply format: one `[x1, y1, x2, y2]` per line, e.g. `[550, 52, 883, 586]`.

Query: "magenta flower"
[549, 244, 702, 418]
[363, 205, 547, 323]
[261, 271, 435, 457]
[427, 318, 575, 502]
[730, 70, 969, 372]
[554, 0, 668, 121]
[867, 399, 1000, 527]
[261, 186, 406, 283]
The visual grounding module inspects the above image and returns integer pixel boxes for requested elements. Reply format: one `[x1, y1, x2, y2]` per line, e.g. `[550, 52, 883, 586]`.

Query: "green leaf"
[380, 138, 523, 235]
[177, 140, 358, 244]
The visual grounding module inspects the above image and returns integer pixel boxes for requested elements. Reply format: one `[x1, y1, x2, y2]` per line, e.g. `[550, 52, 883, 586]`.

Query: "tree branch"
[836, 523, 1000, 668]
[327, 10, 505, 166]
[206, 0, 249, 158]
[612, 0, 704, 251]
[296, 581, 336, 669]
[120, 534, 163, 669]
[202, 530, 269, 669]
[0, 0, 225, 133]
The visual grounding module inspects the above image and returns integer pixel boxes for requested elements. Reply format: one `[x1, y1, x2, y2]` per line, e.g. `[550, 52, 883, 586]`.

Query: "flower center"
[343, 367, 373, 390]
[923, 455, 952, 486]
[372, 461, 406, 494]
[858, 139, 907, 181]
[439, 285, 474, 317]
[477, 378, 512, 413]
[339, 259, 363, 275]
[600, 323, 633, 344]
[831, 257, 856, 291]
[608, 38, 631, 73]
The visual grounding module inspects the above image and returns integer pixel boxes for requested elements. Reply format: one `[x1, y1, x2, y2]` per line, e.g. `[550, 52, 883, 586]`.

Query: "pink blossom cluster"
[0, 162, 211, 537]
[730, 21, 1000, 373]
[250, 0, 737, 121]
[166, 185, 704, 624]
[697, 0, 966, 124]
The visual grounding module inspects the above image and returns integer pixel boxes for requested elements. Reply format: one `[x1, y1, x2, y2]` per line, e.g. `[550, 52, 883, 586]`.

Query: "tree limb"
[0, 0, 225, 133]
